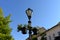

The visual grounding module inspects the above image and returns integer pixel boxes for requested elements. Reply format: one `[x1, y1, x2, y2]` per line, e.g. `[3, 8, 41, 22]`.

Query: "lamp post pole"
[28, 20, 32, 40]
[17, 8, 38, 40]
[26, 8, 33, 40]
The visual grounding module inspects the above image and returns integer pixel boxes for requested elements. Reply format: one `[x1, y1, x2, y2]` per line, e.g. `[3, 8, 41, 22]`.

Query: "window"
[53, 34, 55, 37]
[58, 32, 60, 36]
[49, 36, 51, 40]
[44, 37, 47, 40]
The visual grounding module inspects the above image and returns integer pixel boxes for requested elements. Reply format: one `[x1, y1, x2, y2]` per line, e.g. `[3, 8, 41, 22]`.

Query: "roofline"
[40, 22, 60, 36]
[46, 22, 60, 32]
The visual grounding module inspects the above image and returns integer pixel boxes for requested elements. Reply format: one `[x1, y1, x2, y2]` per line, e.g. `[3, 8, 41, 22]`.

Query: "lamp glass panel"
[26, 10, 32, 16]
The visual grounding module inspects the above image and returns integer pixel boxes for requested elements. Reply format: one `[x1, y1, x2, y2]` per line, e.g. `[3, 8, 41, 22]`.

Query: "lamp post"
[17, 8, 37, 40]
[26, 8, 33, 40]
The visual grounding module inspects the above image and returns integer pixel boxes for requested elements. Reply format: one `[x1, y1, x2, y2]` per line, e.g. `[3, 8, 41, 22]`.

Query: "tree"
[0, 8, 14, 40]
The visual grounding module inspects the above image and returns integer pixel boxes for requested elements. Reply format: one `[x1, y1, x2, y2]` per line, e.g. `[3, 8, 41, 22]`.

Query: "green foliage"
[0, 8, 4, 17]
[17, 24, 22, 32]
[21, 27, 27, 34]
[41, 34, 46, 40]
[32, 35, 37, 40]
[32, 37, 37, 40]
[32, 27, 37, 35]
[17, 24, 27, 34]
[0, 8, 14, 40]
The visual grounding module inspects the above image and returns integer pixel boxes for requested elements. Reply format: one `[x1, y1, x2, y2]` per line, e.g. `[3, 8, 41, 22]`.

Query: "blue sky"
[0, 0, 60, 40]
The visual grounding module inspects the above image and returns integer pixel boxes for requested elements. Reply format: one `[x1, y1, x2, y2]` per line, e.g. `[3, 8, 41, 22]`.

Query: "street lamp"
[17, 8, 37, 40]
[26, 8, 33, 20]
[26, 8, 33, 40]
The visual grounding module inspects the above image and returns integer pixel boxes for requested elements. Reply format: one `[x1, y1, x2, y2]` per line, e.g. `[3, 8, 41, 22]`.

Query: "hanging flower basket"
[17, 24, 22, 32]
[21, 27, 27, 34]
[32, 27, 37, 35]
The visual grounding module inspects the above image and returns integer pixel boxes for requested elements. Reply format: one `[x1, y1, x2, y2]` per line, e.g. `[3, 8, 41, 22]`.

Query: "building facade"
[38, 22, 60, 40]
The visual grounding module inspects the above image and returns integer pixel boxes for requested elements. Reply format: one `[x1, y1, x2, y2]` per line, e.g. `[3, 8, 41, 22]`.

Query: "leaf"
[0, 8, 4, 17]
